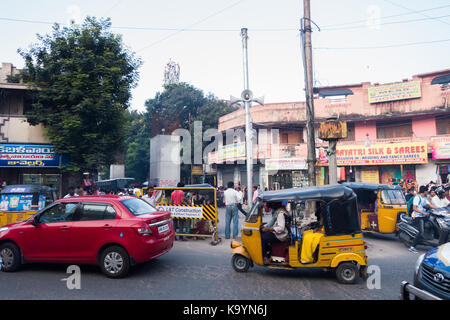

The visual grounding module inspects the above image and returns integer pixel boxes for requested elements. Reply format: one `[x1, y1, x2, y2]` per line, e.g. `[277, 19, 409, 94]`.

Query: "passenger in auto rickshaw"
[260, 201, 289, 265]
[300, 202, 325, 264]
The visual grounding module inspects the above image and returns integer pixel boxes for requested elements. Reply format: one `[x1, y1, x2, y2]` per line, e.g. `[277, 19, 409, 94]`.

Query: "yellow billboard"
[368, 81, 421, 104]
[317, 141, 428, 166]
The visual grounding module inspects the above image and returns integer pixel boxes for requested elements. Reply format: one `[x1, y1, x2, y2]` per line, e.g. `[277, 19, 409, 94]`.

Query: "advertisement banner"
[317, 142, 428, 166]
[0, 194, 45, 211]
[218, 142, 246, 161]
[156, 205, 203, 219]
[431, 138, 450, 160]
[368, 81, 421, 104]
[0, 144, 60, 168]
[265, 158, 307, 171]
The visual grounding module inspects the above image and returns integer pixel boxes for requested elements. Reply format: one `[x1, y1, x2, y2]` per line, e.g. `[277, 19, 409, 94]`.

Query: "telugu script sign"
[368, 81, 421, 104]
[0, 144, 60, 168]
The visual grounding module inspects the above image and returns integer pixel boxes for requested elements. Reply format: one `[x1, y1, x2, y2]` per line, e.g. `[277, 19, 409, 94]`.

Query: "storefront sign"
[156, 205, 203, 219]
[318, 121, 347, 140]
[0, 144, 60, 168]
[431, 138, 450, 160]
[361, 169, 380, 184]
[368, 81, 421, 104]
[191, 165, 204, 175]
[316, 142, 428, 166]
[218, 142, 246, 161]
[265, 158, 307, 171]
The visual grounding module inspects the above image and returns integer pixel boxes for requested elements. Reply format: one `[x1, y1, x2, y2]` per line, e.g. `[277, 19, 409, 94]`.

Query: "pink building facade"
[208, 69, 450, 189]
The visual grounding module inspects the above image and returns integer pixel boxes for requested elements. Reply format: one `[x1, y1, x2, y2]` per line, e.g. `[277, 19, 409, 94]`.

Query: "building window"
[376, 120, 412, 139]
[342, 123, 355, 141]
[436, 115, 450, 135]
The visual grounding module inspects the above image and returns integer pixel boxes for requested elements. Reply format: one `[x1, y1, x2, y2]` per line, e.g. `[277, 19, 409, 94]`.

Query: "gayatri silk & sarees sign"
[317, 142, 428, 166]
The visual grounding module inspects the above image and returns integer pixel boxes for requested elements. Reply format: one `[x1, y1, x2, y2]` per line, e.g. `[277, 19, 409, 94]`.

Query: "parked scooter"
[397, 206, 450, 247]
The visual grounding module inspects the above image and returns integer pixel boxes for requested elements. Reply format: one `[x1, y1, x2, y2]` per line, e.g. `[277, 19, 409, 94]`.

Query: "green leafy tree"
[124, 110, 149, 183]
[18, 17, 142, 173]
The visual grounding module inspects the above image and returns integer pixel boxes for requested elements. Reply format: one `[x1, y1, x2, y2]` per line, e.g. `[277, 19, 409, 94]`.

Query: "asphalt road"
[0, 208, 427, 300]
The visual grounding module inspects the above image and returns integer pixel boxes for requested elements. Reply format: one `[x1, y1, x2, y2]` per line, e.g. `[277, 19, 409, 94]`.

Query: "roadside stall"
[0, 184, 56, 227]
[154, 184, 221, 245]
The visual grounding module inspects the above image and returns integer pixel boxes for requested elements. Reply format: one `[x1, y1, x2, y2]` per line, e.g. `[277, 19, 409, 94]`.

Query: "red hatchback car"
[0, 195, 174, 278]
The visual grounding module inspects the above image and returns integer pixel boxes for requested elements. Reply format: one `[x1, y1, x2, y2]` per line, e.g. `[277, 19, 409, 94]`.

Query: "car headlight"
[415, 253, 425, 275]
[0, 226, 9, 233]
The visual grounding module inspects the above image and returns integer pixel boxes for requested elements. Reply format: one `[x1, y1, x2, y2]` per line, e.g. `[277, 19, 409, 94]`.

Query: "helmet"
[436, 186, 445, 197]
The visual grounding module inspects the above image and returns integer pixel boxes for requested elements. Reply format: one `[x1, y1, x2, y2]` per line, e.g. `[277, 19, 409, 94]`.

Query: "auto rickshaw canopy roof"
[1, 184, 55, 194]
[258, 184, 361, 236]
[340, 182, 401, 191]
[259, 184, 356, 203]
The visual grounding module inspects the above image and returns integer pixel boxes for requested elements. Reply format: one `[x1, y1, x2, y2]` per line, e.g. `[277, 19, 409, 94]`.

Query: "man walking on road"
[224, 181, 240, 240]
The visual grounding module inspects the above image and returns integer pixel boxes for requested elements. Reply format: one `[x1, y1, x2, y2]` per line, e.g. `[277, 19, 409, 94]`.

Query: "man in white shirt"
[431, 187, 450, 207]
[64, 186, 79, 199]
[142, 185, 156, 207]
[224, 181, 240, 239]
[409, 186, 437, 253]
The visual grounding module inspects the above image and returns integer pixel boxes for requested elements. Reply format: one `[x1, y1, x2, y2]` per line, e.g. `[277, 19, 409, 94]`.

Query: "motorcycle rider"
[431, 186, 450, 208]
[409, 185, 438, 253]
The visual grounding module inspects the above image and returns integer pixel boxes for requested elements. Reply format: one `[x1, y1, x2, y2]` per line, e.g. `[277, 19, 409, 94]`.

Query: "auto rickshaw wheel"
[232, 254, 250, 273]
[336, 262, 359, 284]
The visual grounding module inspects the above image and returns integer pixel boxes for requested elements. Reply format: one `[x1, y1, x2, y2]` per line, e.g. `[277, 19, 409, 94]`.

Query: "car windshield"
[121, 198, 157, 216]
[381, 190, 406, 205]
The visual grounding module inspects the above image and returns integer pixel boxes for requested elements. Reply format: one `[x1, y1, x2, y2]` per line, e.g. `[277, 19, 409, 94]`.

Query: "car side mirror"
[30, 216, 39, 226]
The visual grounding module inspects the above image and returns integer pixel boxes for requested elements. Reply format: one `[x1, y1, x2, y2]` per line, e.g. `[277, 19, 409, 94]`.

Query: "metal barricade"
[154, 186, 222, 245]
[400, 281, 442, 300]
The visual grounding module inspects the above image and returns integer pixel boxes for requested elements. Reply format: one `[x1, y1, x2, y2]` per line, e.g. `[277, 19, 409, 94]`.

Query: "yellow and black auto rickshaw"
[230, 184, 369, 284]
[341, 182, 407, 235]
[0, 185, 56, 227]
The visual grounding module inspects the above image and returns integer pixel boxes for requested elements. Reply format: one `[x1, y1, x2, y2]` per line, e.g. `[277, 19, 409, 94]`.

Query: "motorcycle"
[396, 206, 450, 247]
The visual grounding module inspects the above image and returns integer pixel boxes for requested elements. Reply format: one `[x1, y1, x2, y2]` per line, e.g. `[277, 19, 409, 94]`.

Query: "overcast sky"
[2, 0, 450, 112]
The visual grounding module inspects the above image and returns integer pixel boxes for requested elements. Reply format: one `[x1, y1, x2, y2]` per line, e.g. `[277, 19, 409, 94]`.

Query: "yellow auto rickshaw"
[154, 184, 221, 245]
[0, 185, 57, 227]
[230, 184, 369, 284]
[341, 182, 407, 235]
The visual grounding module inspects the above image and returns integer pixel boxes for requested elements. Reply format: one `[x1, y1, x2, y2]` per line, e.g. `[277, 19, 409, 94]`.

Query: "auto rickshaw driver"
[260, 201, 289, 265]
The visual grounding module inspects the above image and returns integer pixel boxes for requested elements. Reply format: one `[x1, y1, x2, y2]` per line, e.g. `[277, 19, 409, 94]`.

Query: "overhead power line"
[383, 0, 450, 27]
[314, 38, 450, 50]
[1, 3, 449, 33]
[320, 3, 450, 28]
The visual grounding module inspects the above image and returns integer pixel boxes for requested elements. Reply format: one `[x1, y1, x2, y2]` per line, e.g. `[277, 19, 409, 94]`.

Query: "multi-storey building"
[207, 69, 450, 189]
[0, 63, 69, 197]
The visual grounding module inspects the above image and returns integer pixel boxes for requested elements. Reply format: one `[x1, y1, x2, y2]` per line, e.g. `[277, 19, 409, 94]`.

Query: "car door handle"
[60, 225, 69, 231]
[103, 224, 112, 229]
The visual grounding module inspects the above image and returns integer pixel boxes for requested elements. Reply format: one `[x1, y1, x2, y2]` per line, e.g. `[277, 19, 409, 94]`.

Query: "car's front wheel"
[0, 242, 21, 272]
[99, 246, 130, 278]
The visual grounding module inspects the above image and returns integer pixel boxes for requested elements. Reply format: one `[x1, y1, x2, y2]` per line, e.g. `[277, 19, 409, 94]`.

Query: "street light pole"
[241, 28, 253, 204]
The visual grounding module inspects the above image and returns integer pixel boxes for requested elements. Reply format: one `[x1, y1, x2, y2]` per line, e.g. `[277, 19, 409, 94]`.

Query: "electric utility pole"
[301, 0, 316, 186]
[230, 28, 263, 203]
